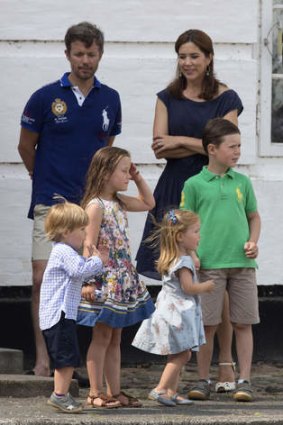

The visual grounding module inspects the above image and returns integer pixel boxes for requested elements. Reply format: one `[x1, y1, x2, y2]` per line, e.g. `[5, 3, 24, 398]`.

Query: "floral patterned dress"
[132, 256, 206, 355]
[77, 198, 155, 328]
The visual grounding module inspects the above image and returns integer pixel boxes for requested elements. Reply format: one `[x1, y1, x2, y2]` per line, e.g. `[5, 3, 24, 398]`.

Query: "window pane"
[272, 78, 283, 143]
[272, 1, 283, 143]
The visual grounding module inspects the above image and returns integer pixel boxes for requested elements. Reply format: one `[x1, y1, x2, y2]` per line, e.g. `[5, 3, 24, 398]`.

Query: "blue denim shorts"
[43, 312, 80, 369]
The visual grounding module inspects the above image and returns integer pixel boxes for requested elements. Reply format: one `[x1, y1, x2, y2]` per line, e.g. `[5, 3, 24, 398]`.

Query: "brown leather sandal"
[114, 391, 143, 408]
[87, 393, 121, 409]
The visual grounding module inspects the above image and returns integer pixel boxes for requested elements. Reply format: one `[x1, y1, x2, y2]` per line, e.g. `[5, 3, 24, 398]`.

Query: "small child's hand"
[85, 243, 97, 257]
[81, 284, 96, 302]
[97, 244, 109, 265]
[244, 241, 258, 258]
[202, 279, 215, 293]
[190, 251, 200, 270]
[87, 243, 108, 265]
[129, 163, 140, 180]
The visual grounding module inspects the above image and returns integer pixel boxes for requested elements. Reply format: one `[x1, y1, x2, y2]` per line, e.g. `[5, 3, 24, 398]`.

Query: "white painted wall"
[0, 0, 279, 286]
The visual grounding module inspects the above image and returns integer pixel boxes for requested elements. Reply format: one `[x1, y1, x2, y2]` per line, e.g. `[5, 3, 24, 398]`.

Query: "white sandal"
[215, 362, 236, 393]
[215, 381, 236, 393]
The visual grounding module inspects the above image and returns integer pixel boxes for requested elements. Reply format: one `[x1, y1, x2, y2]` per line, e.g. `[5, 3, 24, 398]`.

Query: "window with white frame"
[260, 0, 283, 155]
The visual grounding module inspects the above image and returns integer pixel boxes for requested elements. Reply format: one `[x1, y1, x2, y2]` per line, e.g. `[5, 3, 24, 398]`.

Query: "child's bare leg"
[104, 328, 122, 397]
[156, 351, 191, 397]
[217, 292, 235, 382]
[233, 323, 253, 381]
[105, 329, 142, 407]
[54, 367, 74, 394]
[87, 323, 112, 396]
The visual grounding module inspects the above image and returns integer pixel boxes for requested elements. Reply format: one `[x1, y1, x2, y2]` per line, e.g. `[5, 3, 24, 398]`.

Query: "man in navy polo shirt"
[18, 21, 121, 378]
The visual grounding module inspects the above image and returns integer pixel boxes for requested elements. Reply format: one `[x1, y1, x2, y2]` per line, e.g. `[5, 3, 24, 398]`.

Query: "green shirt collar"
[201, 166, 235, 181]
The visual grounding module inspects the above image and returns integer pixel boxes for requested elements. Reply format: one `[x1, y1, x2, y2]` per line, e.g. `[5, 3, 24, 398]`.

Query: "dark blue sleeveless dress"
[136, 88, 243, 280]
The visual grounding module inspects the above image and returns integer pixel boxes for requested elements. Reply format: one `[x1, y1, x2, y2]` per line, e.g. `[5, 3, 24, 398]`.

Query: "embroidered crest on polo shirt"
[52, 98, 67, 116]
[51, 98, 68, 124]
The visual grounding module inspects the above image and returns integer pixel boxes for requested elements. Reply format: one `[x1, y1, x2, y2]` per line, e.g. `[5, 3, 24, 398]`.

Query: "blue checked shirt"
[39, 242, 103, 330]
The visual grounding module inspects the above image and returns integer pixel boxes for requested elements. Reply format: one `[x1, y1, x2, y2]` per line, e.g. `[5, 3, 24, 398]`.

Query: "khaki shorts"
[32, 204, 52, 261]
[198, 268, 260, 326]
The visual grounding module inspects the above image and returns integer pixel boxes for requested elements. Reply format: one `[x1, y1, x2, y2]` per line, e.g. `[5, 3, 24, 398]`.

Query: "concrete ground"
[1, 363, 283, 424]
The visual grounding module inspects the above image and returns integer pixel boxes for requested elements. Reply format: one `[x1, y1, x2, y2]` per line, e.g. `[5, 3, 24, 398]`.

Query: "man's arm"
[18, 128, 39, 178]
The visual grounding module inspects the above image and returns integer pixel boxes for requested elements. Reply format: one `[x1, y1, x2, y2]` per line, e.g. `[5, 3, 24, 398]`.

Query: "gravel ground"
[1, 363, 283, 424]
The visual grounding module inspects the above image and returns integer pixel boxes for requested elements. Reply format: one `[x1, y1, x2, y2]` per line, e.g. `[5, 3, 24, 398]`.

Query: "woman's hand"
[152, 135, 199, 159]
[152, 135, 181, 155]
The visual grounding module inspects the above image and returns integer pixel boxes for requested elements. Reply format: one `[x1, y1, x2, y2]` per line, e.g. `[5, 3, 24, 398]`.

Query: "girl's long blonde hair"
[148, 209, 199, 276]
[81, 146, 131, 209]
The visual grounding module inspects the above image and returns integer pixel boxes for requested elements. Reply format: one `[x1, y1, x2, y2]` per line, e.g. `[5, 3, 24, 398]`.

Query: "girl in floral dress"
[77, 146, 155, 409]
[132, 209, 215, 406]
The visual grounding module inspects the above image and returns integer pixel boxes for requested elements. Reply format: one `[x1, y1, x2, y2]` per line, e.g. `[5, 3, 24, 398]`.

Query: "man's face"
[65, 40, 102, 81]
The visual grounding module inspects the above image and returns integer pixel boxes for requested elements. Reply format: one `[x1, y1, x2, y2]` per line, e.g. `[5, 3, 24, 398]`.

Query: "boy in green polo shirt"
[180, 118, 260, 402]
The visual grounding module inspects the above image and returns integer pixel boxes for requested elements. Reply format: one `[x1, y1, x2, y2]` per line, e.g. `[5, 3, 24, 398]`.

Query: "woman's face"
[178, 41, 211, 83]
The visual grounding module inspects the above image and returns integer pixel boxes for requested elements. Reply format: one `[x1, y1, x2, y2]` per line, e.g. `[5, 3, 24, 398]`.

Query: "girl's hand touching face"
[129, 163, 140, 180]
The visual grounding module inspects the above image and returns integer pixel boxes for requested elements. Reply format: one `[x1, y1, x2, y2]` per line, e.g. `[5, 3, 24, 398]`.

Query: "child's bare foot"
[86, 393, 121, 409]
[113, 391, 142, 407]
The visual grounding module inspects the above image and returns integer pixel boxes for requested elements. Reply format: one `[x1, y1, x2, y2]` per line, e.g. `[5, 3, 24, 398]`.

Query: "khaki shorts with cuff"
[32, 204, 52, 261]
[198, 268, 260, 326]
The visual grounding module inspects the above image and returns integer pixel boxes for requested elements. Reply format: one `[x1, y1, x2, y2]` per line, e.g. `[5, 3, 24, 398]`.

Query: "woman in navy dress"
[135, 29, 243, 392]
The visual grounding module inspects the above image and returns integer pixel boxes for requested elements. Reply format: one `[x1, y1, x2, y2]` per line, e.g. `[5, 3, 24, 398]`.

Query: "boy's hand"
[244, 241, 258, 258]
[87, 243, 109, 265]
[202, 279, 215, 293]
[98, 244, 109, 265]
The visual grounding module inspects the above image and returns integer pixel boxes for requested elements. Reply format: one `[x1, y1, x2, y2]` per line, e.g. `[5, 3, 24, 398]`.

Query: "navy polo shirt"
[20, 73, 122, 218]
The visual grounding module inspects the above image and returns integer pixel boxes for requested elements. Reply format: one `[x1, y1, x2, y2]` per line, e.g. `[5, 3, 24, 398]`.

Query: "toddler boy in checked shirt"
[39, 201, 106, 413]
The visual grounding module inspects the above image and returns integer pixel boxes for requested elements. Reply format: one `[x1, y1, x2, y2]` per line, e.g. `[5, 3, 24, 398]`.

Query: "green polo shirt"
[180, 167, 257, 269]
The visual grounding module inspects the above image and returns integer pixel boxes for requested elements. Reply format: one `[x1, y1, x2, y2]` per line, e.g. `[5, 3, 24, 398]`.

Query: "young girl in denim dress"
[132, 209, 215, 406]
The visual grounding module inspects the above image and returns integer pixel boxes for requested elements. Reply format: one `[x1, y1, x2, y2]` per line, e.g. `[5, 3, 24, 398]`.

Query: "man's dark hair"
[65, 21, 104, 53]
[202, 118, 240, 153]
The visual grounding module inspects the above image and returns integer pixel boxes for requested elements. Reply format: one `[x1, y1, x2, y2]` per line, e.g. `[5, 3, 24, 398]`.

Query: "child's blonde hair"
[81, 146, 131, 209]
[149, 209, 199, 276]
[45, 201, 89, 242]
